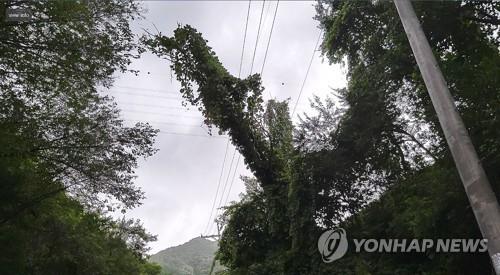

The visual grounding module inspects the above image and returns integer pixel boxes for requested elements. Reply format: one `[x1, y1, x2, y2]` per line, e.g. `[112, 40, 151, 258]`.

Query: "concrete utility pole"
[394, 0, 500, 273]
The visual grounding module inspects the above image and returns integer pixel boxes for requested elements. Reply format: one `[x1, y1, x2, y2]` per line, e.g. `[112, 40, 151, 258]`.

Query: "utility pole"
[394, 0, 500, 273]
[205, 219, 222, 275]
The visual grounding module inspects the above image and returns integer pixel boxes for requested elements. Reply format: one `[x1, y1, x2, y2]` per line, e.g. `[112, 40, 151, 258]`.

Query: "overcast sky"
[106, 0, 346, 254]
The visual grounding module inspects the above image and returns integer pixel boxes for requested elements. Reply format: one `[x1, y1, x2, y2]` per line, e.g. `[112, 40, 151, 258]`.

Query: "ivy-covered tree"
[146, 26, 298, 272]
[145, 24, 401, 274]
[146, 0, 499, 271]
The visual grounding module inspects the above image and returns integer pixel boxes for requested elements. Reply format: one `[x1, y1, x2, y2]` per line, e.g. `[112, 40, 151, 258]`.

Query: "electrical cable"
[292, 30, 322, 116]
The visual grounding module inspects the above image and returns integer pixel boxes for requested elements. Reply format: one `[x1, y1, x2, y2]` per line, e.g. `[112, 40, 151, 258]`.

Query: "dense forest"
[1, 0, 499, 274]
[146, 0, 500, 274]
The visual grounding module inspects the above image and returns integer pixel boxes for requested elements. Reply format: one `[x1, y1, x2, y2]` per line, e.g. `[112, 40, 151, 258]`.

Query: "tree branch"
[392, 126, 438, 162]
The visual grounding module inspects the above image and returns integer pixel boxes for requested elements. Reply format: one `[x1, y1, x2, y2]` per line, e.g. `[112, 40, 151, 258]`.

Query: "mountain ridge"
[150, 237, 224, 275]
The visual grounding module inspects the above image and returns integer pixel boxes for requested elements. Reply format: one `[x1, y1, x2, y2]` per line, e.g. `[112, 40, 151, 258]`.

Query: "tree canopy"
[2, 0, 497, 273]
[1, 0, 161, 273]
[146, 1, 500, 273]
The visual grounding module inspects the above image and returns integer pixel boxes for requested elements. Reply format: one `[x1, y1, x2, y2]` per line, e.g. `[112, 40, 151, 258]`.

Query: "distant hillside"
[150, 237, 224, 275]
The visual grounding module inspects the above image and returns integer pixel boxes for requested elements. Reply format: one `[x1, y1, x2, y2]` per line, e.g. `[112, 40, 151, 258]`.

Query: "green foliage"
[0, 0, 160, 274]
[146, 26, 296, 272]
[217, 177, 277, 273]
[146, 1, 499, 273]
[0, 162, 159, 274]
[313, 0, 500, 273]
[0, 0, 142, 91]
[1, 0, 158, 211]
[313, 165, 489, 275]
[146, 25, 364, 274]
[141, 262, 164, 275]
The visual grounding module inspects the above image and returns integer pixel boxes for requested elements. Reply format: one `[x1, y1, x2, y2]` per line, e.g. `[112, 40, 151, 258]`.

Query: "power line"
[259, 0, 279, 99]
[218, 0, 273, 213]
[262, 0, 273, 25]
[249, 0, 266, 74]
[260, 0, 279, 77]
[208, 147, 237, 235]
[156, 130, 227, 139]
[106, 91, 182, 101]
[204, 140, 230, 235]
[217, 1, 271, 214]
[121, 109, 202, 119]
[124, 115, 229, 136]
[238, 0, 252, 78]
[114, 85, 178, 94]
[124, 119, 201, 128]
[122, 119, 225, 138]
[108, 89, 179, 96]
[292, 30, 323, 117]
[219, 149, 237, 207]
[117, 101, 197, 112]
[124, 121, 227, 139]
[205, 0, 252, 236]
[223, 154, 241, 206]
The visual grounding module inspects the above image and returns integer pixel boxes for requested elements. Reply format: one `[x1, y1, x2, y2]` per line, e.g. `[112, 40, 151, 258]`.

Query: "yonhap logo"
[317, 228, 488, 264]
[317, 228, 348, 263]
